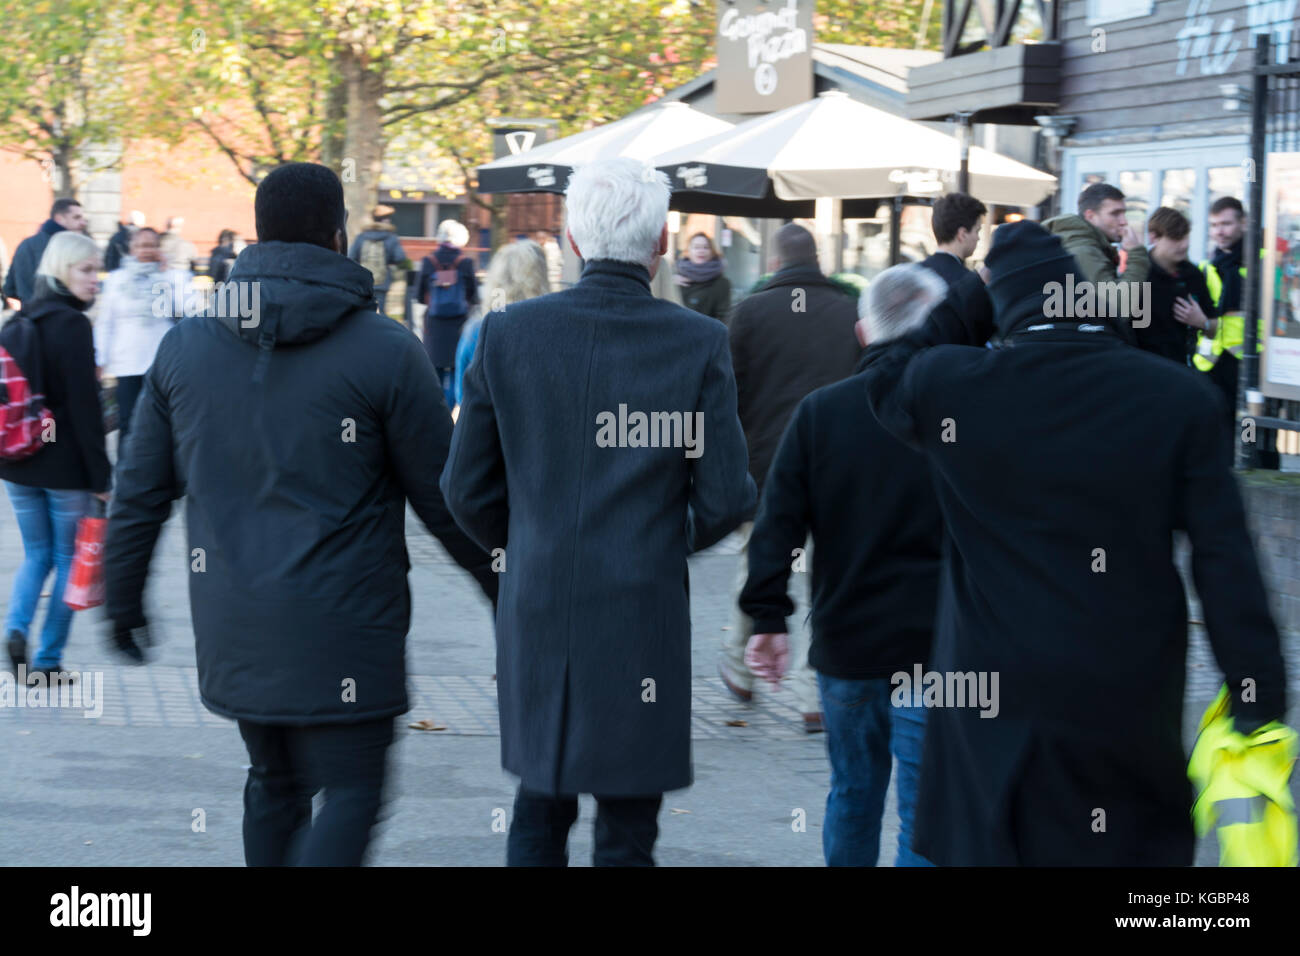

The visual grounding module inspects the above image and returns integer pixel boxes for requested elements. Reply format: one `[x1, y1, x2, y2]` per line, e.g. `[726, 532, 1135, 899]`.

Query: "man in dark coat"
[861, 220, 1287, 866]
[441, 157, 755, 867]
[2, 199, 86, 308]
[102, 163, 498, 866]
[1137, 206, 1218, 367]
[719, 223, 861, 728]
[919, 192, 986, 289]
[740, 263, 948, 867]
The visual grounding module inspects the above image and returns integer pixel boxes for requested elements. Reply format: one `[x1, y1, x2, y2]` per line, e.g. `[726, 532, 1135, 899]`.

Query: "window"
[390, 202, 426, 238]
[1087, 0, 1153, 26]
[1160, 169, 1195, 218]
[1208, 166, 1247, 210]
[1118, 169, 1152, 232]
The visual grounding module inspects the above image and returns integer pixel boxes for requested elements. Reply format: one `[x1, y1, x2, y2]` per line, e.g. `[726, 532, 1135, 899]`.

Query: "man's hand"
[1173, 296, 1212, 331]
[745, 632, 790, 688]
[1120, 224, 1142, 251]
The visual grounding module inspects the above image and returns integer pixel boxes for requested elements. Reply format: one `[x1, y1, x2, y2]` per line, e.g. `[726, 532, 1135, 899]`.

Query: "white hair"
[436, 219, 469, 247]
[861, 264, 948, 344]
[35, 231, 101, 293]
[564, 157, 670, 269]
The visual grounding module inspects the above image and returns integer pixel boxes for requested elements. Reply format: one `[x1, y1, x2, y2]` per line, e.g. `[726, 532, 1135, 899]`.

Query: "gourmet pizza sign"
[715, 0, 814, 114]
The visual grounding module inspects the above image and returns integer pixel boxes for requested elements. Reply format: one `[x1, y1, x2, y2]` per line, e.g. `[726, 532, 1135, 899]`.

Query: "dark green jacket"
[680, 274, 732, 321]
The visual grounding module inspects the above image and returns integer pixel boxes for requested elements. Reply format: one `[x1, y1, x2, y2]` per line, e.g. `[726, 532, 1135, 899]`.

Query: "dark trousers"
[236, 717, 394, 866]
[115, 374, 144, 453]
[506, 785, 663, 867]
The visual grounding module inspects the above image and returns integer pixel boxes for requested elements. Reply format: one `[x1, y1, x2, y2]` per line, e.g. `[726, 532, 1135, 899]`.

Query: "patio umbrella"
[654, 90, 1057, 208]
[476, 101, 734, 195]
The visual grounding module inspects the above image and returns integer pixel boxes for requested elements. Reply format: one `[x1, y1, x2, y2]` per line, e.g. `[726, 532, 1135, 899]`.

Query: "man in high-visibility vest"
[1196, 196, 1278, 467]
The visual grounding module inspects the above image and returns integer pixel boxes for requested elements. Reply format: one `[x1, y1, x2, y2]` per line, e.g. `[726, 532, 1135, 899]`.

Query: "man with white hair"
[441, 157, 755, 866]
[418, 218, 478, 406]
[740, 263, 950, 866]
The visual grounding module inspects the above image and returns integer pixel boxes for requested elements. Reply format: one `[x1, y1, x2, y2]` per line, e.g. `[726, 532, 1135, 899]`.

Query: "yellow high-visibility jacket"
[1188, 685, 1298, 867]
[1194, 257, 1265, 371]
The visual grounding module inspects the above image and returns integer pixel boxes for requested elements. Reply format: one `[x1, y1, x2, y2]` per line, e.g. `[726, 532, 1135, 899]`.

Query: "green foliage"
[0, 1, 947, 194]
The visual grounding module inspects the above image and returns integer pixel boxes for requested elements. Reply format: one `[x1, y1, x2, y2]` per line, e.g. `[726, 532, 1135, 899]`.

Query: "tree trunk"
[339, 48, 385, 243]
[489, 193, 508, 251]
[320, 77, 347, 170]
[52, 143, 78, 200]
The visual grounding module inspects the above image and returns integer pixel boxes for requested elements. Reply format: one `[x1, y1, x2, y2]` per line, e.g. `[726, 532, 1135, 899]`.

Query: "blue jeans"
[3, 483, 90, 667]
[817, 672, 933, 867]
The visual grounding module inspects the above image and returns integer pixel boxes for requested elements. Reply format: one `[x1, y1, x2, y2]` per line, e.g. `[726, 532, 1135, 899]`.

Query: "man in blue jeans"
[740, 263, 954, 866]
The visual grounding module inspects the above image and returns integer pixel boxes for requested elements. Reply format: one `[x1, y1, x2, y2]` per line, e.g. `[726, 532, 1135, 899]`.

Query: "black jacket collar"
[27, 282, 91, 315]
[760, 263, 833, 292]
[580, 258, 652, 293]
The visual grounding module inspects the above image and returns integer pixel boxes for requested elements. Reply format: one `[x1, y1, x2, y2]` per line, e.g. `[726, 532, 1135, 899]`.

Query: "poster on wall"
[715, 0, 814, 114]
[1261, 154, 1300, 399]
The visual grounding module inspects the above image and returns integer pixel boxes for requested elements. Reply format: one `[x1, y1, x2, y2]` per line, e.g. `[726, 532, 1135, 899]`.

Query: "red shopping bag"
[64, 514, 106, 610]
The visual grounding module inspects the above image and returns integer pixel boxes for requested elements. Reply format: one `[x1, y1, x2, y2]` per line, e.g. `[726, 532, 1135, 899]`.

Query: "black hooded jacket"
[103, 241, 497, 724]
[860, 223, 1286, 865]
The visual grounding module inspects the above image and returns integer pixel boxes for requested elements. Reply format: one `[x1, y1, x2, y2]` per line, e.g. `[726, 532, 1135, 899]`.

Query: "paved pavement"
[2, 498, 1298, 866]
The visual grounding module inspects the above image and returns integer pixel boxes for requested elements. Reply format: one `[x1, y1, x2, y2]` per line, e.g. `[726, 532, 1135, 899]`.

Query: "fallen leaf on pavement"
[725, 719, 748, 727]
[409, 719, 447, 731]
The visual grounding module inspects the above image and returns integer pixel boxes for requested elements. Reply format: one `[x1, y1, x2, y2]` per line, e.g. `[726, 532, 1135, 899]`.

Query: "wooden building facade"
[907, 0, 1299, 264]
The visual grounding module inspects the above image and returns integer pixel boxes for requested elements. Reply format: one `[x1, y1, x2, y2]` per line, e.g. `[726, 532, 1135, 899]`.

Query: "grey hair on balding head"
[861, 264, 948, 344]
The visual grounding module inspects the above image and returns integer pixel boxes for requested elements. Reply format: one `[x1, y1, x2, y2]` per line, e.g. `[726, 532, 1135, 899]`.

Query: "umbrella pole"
[814, 198, 843, 276]
[889, 196, 903, 266]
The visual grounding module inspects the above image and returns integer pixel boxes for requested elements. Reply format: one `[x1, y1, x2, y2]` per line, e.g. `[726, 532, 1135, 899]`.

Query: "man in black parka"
[103, 163, 497, 866]
[861, 221, 1286, 865]
[442, 157, 756, 866]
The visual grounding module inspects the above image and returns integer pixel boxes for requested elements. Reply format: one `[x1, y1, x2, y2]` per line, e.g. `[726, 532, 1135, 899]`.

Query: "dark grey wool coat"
[441, 258, 756, 796]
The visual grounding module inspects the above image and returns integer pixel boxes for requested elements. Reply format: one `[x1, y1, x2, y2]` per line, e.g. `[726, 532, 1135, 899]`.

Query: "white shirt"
[94, 258, 190, 377]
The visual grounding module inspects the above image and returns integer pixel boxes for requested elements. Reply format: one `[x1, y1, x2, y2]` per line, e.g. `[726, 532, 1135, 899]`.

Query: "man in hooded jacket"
[860, 221, 1286, 865]
[102, 162, 498, 866]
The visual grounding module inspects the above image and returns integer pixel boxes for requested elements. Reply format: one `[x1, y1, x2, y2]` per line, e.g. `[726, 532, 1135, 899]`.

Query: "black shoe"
[109, 626, 146, 664]
[6, 630, 25, 673]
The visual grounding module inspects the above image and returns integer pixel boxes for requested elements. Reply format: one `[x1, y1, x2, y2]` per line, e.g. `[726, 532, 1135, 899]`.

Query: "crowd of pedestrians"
[0, 158, 1291, 868]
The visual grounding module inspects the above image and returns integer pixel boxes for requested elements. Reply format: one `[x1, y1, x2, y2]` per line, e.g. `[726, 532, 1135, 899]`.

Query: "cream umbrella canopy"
[475, 100, 734, 195]
[654, 90, 1057, 208]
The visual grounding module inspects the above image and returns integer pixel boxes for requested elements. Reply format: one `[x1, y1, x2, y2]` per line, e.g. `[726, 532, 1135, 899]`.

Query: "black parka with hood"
[104, 241, 496, 723]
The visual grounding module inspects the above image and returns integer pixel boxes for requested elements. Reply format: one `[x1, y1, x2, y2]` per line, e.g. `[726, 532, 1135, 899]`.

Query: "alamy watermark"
[152, 279, 261, 327]
[595, 404, 704, 458]
[1, 666, 103, 718]
[890, 664, 999, 718]
[1042, 276, 1151, 329]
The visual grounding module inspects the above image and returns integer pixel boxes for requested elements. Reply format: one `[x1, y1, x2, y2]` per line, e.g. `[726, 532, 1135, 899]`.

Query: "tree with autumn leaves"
[0, 1, 943, 229]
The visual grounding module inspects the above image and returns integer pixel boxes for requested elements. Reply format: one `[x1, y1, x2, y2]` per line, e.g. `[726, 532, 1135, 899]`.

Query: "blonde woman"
[1, 231, 110, 679]
[452, 238, 550, 409]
